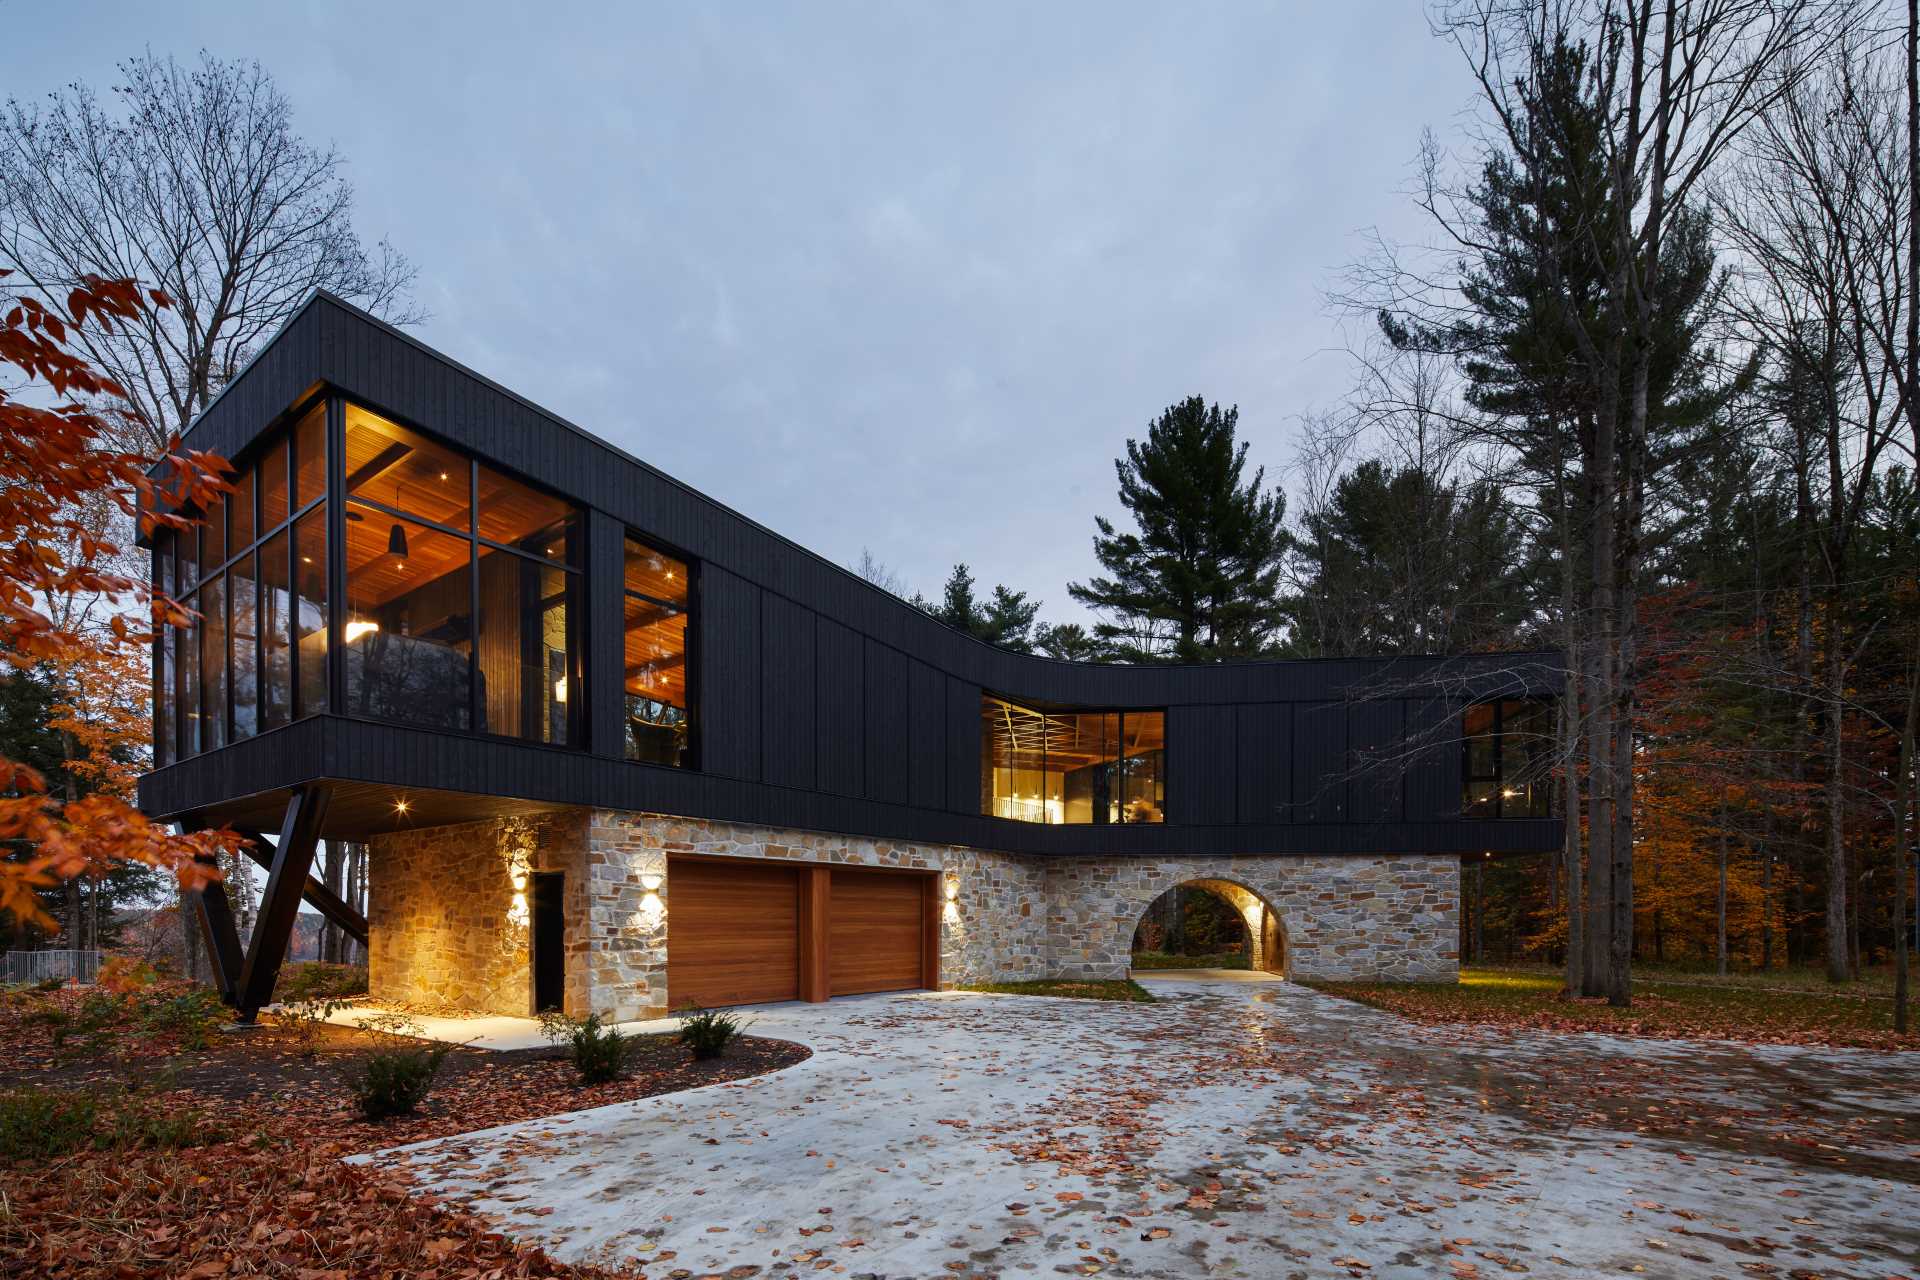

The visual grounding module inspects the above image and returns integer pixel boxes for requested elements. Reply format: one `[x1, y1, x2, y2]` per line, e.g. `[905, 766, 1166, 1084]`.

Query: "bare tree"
[0, 51, 419, 452]
[1425, 0, 1837, 1005]
[1717, 21, 1911, 982]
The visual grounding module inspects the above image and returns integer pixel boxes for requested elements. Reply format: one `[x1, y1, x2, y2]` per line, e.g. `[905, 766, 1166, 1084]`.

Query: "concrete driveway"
[365, 974, 1920, 1278]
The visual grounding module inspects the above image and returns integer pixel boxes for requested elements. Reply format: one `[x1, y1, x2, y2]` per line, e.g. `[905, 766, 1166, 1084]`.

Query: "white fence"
[2, 949, 102, 985]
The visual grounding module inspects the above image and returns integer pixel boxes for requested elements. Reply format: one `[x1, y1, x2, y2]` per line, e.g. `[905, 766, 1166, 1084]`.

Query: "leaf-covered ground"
[957, 978, 1157, 1002]
[0, 988, 806, 1278]
[369, 978, 1920, 1278]
[1304, 966, 1920, 1050]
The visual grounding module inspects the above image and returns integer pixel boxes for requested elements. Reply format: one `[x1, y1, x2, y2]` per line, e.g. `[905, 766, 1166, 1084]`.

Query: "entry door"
[829, 868, 927, 996]
[667, 858, 801, 1008]
[531, 871, 566, 1012]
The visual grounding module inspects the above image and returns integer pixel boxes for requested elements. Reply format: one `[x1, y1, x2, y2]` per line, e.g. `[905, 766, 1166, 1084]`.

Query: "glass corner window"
[154, 395, 586, 764]
[981, 695, 1164, 824]
[1462, 698, 1553, 818]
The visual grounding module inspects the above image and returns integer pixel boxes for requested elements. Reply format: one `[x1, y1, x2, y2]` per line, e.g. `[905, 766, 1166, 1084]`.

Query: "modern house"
[138, 293, 1563, 1023]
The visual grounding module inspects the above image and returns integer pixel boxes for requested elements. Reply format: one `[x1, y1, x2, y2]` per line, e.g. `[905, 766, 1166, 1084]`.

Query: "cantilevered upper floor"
[137, 292, 1563, 858]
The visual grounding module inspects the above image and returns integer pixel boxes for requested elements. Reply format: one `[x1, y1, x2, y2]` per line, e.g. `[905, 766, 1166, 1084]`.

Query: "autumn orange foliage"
[0, 271, 242, 926]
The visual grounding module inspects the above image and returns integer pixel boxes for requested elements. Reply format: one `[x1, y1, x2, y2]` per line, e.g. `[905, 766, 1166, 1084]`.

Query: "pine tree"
[923, 563, 1042, 653]
[1069, 397, 1288, 662]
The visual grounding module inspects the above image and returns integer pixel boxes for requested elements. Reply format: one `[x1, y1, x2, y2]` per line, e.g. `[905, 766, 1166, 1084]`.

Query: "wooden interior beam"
[234, 784, 332, 1020]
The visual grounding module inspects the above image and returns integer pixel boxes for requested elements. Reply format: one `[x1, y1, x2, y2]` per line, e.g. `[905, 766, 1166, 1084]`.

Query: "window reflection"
[981, 696, 1164, 823]
[293, 511, 328, 717]
[261, 530, 291, 731]
[199, 574, 227, 751]
[230, 551, 258, 741]
[623, 537, 690, 766]
[343, 509, 472, 732]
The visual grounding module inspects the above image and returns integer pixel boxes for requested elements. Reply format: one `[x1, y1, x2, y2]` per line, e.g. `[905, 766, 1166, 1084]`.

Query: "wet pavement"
[362, 974, 1920, 1278]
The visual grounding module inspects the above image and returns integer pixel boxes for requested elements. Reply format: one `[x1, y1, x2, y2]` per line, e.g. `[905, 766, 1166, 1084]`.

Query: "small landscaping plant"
[0, 1085, 219, 1161]
[538, 1009, 637, 1084]
[139, 987, 228, 1050]
[676, 1003, 747, 1060]
[343, 1011, 449, 1120]
[276, 997, 351, 1058]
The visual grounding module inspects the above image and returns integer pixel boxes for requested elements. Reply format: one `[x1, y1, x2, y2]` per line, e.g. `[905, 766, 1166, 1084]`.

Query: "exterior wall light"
[639, 871, 663, 892]
[943, 873, 959, 902]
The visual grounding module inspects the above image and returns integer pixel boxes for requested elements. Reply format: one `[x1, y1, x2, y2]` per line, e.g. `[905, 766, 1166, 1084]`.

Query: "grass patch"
[1130, 950, 1251, 970]
[959, 979, 1156, 1003]
[1302, 965, 1920, 1048]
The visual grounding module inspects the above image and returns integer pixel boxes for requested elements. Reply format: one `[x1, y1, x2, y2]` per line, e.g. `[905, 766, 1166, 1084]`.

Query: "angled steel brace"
[184, 849, 246, 1007]
[236, 831, 368, 947]
[234, 784, 332, 1020]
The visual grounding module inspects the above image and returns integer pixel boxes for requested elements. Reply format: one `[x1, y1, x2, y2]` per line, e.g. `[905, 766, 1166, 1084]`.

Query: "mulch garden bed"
[0, 986, 808, 1278]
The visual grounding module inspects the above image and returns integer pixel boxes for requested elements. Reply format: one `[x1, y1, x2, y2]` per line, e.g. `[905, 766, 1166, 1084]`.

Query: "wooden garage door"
[667, 858, 799, 1009]
[829, 869, 926, 996]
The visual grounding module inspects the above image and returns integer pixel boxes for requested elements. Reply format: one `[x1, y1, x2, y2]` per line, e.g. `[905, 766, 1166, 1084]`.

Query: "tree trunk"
[1472, 860, 1486, 964]
[322, 839, 345, 964]
[1716, 798, 1729, 978]
[1825, 623, 1850, 983]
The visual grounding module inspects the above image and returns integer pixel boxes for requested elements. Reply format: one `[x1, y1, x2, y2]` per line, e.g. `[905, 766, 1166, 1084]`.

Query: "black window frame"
[331, 392, 587, 751]
[153, 391, 327, 764]
[620, 531, 698, 771]
[1461, 697, 1554, 819]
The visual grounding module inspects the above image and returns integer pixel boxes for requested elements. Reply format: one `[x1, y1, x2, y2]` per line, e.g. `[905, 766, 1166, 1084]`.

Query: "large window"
[341, 403, 581, 744]
[155, 400, 325, 763]
[981, 696, 1164, 824]
[154, 397, 584, 761]
[623, 536, 691, 766]
[1463, 699, 1553, 818]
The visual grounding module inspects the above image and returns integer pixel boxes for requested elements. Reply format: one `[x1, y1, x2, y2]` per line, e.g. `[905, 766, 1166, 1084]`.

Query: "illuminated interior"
[339, 403, 579, 742]
[623, 536, 692, 766]
[981, 696, 1165, 824]
[1462, 699, 1553, 818]
[155, 398, 586, 761]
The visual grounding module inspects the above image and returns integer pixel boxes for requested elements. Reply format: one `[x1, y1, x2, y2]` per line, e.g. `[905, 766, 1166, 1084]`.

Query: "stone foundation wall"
[371, 808, 1458, 1019]
[1042, 855, 1458, 982]
[583, 812, 1048, 1019]
[367, 811, 588, 1017]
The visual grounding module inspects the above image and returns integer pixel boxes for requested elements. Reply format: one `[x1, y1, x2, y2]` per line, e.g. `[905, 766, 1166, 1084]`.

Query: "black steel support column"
[185, 852, 246, 1007]
[234, 783, 332, 1020]
[236, 830, 368, 947]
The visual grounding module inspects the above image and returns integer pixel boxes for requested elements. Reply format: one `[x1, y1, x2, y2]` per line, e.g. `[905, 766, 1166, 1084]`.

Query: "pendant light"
[387, 476, 409, 559]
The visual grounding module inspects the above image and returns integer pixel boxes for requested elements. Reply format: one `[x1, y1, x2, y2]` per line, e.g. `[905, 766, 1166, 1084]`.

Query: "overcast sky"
[9, 4, 1475, 625]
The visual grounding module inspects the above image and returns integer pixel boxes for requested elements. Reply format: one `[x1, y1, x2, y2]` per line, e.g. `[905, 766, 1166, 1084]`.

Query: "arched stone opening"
[1128, 876, 1289, 977]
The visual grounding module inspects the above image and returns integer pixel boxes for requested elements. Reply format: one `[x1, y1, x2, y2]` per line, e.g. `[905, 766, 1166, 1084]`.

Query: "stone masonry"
[368, 811, 590, 1018]
[371, 808, 1460, 1020]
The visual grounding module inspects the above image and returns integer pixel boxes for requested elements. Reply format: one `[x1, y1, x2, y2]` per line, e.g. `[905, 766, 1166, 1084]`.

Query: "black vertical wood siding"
[138, 294, 1565, 859]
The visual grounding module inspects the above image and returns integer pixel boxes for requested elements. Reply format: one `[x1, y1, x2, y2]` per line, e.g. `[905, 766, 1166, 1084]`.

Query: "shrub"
[33, 976, 65, 993]
[275, 997, 350, 1058]
[538, 1010, 636, 1084]
[43, 991, 128, 1061]
[0, 1088, 98, 1160]
[676, 1004, 746, 1061]
[139, 987, 228, 1050]
[0, 1086, 218, 1161]
[278, 961, 369, 1002]
[345, 1044, 450, 1120]
[97, 954, 160, 993]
